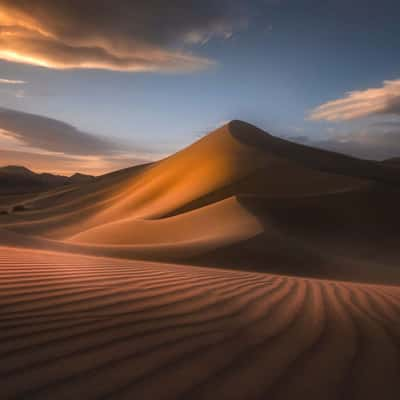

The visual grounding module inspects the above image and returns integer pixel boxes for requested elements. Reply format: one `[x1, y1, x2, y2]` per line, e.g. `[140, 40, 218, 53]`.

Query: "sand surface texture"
[0, 246, 399, 400]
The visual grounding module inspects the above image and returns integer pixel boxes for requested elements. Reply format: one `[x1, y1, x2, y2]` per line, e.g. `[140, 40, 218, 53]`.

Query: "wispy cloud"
[0, 108, 123, 156]
[0, 107, 153, 175]
[0, 78, 26, 84]
[0, 1, 249, 73]
[309, 79, 400, 121]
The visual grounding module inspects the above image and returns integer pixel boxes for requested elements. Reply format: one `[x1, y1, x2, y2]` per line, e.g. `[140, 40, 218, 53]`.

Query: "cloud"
[309, 79, 400, 121]
[0, 0, 246, 72]
[0, 77, 26, 84]
[290, 121, 400, 160]
[0, 107, 123, 156]
[0, 107, 154, 175]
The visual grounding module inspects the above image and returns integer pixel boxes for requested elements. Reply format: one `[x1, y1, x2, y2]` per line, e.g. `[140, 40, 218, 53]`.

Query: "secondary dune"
[69, 196, 263, 247]
[0, 197, 263, 264]
[0, 246, 399, 400]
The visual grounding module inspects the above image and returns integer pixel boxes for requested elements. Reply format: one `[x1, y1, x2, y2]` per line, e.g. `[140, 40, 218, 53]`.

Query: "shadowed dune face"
[228, 120, 400, 184]
[1, 120, 400, 283]
[0, 246, 399, 400]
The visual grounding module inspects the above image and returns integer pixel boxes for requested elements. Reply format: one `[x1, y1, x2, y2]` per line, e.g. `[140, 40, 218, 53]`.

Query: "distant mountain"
[0, 165, 95, 194]
[1, 166, 38, 177]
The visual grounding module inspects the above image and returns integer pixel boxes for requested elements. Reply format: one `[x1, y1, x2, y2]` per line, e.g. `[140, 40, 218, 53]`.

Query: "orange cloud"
[0, 1, 242, 72]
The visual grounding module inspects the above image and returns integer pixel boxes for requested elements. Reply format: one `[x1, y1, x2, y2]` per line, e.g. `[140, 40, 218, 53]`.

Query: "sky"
[1, 0, 400, 175]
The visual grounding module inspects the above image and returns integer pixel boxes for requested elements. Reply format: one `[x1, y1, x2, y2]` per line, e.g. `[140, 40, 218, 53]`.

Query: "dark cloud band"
[0, 107, 153, 175]
[0, 107, 121, 156]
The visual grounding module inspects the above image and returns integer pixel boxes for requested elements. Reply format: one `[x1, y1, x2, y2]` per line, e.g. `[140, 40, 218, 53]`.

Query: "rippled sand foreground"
[1, 246, 399, 400]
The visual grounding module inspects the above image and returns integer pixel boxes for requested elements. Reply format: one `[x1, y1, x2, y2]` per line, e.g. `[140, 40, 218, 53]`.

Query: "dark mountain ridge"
[0, 165, 95, 194]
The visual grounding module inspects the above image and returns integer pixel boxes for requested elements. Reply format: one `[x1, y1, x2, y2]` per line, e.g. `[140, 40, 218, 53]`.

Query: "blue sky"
[1, 0, 400, 174]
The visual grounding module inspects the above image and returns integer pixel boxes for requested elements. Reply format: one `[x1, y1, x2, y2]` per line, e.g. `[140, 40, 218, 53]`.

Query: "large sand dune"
[0, 246, 399, 399]
[1, 120, 400, 282]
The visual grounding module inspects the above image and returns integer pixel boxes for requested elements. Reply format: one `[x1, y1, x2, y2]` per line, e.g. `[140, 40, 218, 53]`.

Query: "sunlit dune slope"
[0, 198, 262, 265]
[69, 196, 263, 247]
[2, 122, 266, 238]
[0, 246, 399, 400]
[3, 120, 391, 234]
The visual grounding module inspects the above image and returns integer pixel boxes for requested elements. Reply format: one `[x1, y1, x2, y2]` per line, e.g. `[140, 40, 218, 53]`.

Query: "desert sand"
[0, 120, 399, 398]
[0, 246, 399, 399]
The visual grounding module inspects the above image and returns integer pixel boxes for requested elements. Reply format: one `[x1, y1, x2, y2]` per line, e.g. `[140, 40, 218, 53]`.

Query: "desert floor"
[0, 246, 399, 400]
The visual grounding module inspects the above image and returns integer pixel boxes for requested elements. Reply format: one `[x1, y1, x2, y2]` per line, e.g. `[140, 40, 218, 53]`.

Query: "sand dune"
[0, 246, 399, 400]
[69, 196, 263, 248]
[1, 120, 399, 283]
[0, 197, 262, 265]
